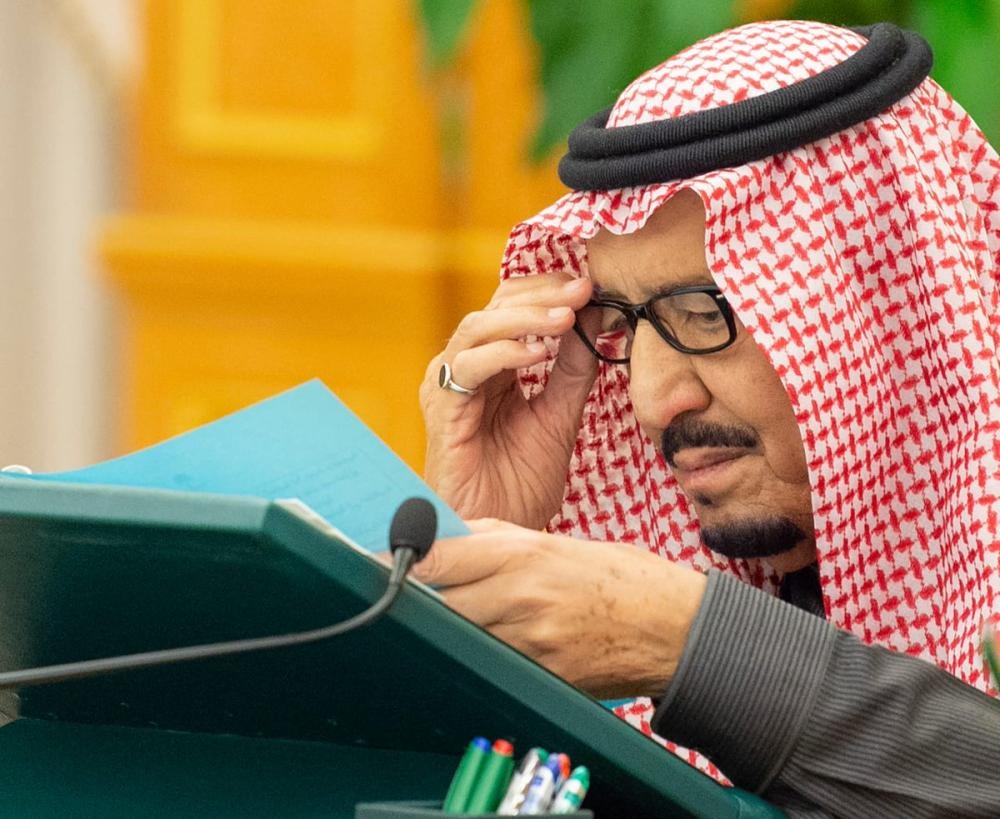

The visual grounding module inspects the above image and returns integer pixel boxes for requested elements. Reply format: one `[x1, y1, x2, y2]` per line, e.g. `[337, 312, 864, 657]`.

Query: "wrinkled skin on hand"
[412, 519, 707, 700]
[420, 274, 596, 529]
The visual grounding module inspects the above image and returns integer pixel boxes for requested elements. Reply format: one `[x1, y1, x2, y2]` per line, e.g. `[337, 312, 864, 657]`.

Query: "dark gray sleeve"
[650, 571, 1000, 818]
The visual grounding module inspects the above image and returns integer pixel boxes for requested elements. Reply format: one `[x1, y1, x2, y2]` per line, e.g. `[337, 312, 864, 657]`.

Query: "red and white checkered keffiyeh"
[500, 19, 1000, 760]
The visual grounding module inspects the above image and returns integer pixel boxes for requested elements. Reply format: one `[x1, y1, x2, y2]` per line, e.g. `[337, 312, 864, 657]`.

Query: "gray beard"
[700, 516, 808, 560]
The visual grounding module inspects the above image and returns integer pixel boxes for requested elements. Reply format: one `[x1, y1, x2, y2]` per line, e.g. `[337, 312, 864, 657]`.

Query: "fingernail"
[548, 306, 571, 319]
[526, 340, 547, 354]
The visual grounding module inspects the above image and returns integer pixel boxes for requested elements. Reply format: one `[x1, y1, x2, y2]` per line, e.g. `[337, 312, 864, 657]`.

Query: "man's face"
[585, 191, 816, 572]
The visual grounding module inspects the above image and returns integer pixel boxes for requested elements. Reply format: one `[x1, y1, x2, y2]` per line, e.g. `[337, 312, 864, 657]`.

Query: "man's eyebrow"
[592, 274, 716, 302]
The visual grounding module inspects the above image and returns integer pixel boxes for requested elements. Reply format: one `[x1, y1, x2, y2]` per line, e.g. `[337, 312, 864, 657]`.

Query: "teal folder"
[0, 480, 784, 818]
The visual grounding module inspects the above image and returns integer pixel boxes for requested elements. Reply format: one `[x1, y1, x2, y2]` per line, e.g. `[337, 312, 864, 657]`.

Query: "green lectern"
[0, 480, 783, 818]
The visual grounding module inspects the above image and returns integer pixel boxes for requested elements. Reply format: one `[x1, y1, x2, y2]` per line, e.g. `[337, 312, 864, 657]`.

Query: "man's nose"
[628, 323, 712, 435]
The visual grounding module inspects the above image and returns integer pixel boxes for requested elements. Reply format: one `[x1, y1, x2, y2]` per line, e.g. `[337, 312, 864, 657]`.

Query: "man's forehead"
[583, 193, 714, 298]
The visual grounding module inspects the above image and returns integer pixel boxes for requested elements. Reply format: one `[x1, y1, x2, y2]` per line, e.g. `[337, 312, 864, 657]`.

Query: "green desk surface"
[0, 719, 454, 818]
[0, 481, 784, 818]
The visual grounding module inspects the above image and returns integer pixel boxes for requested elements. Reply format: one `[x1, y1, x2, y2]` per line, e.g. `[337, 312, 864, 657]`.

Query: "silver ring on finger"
[438, 362, 478, 396]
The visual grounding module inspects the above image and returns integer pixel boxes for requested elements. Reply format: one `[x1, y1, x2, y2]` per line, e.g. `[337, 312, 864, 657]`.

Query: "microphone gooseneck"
[0, 497, 438, 690]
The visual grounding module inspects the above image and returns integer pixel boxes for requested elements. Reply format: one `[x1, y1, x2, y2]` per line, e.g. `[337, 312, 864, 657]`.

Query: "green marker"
[442, 736, 491, 813]
[464, 738, 516, 813]
[550, 765, 590, 814]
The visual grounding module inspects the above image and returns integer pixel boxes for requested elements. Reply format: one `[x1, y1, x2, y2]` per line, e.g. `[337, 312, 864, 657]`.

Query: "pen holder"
[355, 800, 593, 818]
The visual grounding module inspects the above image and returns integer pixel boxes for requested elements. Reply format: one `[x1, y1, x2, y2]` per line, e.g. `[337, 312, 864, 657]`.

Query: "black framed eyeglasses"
[572, 285, 738, 364]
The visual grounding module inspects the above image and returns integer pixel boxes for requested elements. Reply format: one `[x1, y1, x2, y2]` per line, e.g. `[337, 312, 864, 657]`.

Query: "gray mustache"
[661, 420, 758, 465]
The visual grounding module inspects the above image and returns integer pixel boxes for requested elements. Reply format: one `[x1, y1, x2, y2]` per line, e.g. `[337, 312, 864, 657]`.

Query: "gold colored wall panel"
[102, 214, 445, 466]
[136, 0, 441, 225]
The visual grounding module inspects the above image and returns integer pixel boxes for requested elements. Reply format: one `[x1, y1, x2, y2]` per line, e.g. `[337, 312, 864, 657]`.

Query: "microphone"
[388, 496, 437, 583]
[0, 497, 438, 689]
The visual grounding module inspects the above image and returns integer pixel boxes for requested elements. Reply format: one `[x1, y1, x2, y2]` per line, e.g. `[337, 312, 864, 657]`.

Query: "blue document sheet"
[12, 380, 468, 552]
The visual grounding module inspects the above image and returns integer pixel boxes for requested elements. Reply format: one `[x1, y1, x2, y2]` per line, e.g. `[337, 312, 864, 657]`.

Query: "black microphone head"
[389, 497, 437, 561]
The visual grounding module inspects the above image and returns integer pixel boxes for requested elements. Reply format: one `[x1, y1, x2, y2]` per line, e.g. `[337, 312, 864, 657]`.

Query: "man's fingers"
[466, 517, 526, 533]
[433, 301, 582, 396]
[546, 327, 599, 393]
[486, 274, 591, 311]
[446, 306, 576, 354]
[411, 531, 526, 586]
[531, 326, 600, 435]
[425, 275, 593, 405]
[435, 340, 549, 397]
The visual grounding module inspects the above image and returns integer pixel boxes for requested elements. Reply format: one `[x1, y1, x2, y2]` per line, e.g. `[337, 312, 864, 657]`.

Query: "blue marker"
[516, 754, 567, 815]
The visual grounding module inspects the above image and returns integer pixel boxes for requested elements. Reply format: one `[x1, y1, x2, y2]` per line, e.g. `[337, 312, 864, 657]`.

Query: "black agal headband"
[558, 23, 933, 191]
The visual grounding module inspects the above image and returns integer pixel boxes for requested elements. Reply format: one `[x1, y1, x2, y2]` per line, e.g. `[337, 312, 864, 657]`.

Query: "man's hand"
[420, 274, 597, 529]
[413, 519, 708, 700]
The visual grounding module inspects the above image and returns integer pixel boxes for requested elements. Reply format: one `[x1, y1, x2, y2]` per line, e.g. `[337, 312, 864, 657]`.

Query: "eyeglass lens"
[576, 290, 731, 362]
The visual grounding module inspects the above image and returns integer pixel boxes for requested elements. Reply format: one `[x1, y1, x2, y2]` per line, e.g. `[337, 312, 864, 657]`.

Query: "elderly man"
[418, 19, 1000, 818]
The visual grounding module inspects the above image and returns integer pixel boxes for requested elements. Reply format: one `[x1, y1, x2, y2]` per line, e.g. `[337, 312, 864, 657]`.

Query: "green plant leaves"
[526, 0, 736, 160]
[417, 0, 479, 67]
[909, 0, 1000, 137]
